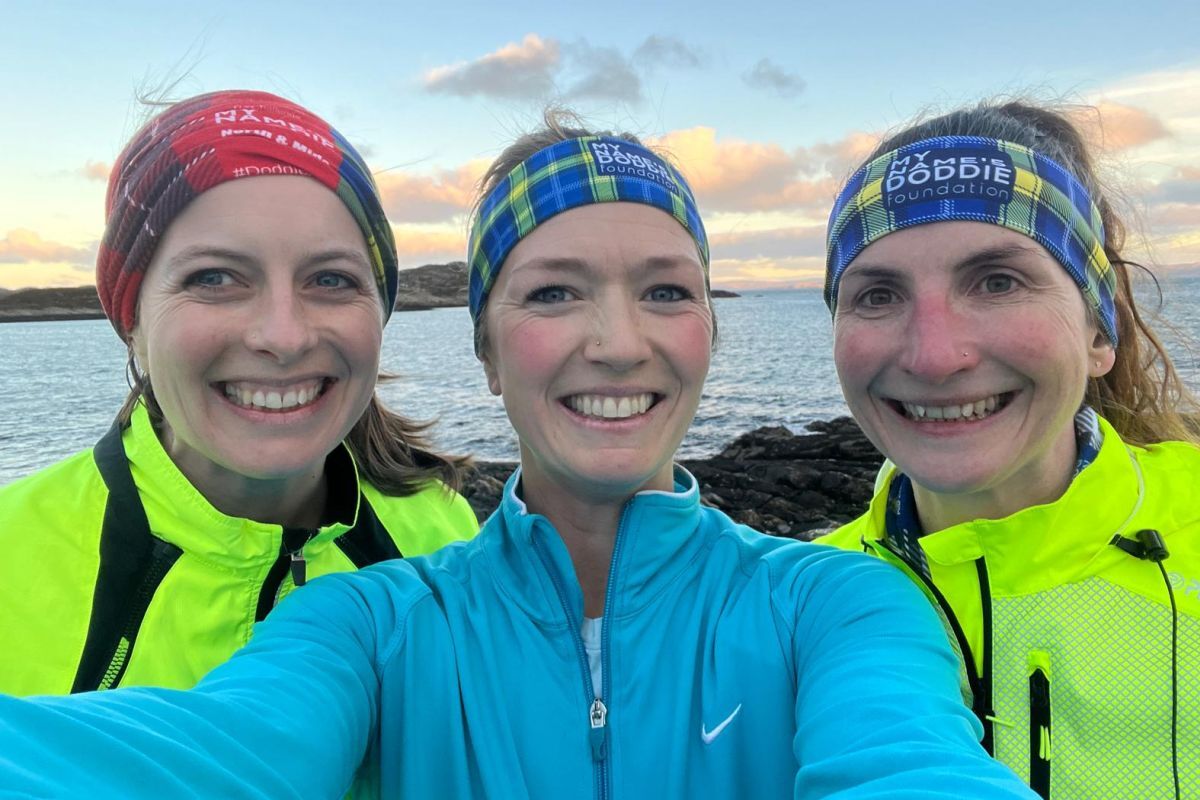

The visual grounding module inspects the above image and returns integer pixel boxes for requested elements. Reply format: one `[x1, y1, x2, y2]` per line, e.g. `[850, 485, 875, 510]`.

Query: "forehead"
[503, 202, 701, 272]
[846, 221, 1059, 277]
[156, 175, 362, 248]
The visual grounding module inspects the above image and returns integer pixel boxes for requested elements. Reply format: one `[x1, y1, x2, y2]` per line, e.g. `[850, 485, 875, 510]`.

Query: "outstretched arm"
[781, 547, 1035, 799]
[0, 566, 420, 799]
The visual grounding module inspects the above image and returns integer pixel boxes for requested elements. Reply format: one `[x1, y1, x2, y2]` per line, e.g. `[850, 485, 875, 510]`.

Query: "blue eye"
[981, 273, 1016, 294]
[313, 272, 357, 290]
[646, 285, 689, 302]
[186, 270, 234, 288]
[528, 285, 571, 303]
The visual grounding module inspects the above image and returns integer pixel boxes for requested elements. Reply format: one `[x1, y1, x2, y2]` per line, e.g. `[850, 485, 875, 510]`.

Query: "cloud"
[742, 59, 805, 99]
[422, 34, 703, 105]
[1147, 167, 1200, 205]
[0, 263, 94, 290]
[0, 229, 92, 265]
[565, 43, 643, 104]
[710, 255, 826, 289]
[376, 159, 488, 224]
[654, 127, 863, 213]
[80, 161, 110, 182]
[1069, 101, 1171, 152]
[391, 226, 467, 266]
[422, 34, 560, 100]
[632, 36, 702, 69]
[710, 225, 826, 261]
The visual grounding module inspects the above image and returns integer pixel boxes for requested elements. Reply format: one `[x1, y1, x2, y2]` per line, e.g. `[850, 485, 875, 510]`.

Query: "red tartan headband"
[96, 89, 399, 339]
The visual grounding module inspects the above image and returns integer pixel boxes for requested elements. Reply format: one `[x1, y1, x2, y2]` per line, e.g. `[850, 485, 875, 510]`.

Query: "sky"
[1, 0, 1198, 291]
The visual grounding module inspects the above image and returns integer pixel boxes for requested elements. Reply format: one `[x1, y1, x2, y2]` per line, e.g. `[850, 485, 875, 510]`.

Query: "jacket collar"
[480, 465, 705, 626]
[122, 403, 364, 568]
[863, 415, 1144, 593]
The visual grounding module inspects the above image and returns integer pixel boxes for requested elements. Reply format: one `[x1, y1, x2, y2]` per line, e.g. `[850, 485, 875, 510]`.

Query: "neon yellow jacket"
[0, 403, 478, 696]
[819, 415, 1199, 798]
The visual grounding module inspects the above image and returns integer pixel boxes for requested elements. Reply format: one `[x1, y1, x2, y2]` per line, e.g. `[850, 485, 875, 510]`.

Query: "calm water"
[2, 277, 1198, 486]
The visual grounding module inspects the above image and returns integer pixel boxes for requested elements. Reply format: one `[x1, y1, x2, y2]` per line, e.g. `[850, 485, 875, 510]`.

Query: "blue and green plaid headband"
[825, 136, 1118, 345]
[467, 136, 709, 325]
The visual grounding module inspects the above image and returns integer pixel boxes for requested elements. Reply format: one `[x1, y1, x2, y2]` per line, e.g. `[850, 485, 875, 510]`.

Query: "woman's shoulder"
[0, 447, 108, 519]
[359, 479, 480, 554]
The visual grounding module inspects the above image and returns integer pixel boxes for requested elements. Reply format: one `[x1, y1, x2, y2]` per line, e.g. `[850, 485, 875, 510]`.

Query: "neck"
[912, 424, 1079, 532]
[158, 424, 330, 529]
[520, 473, 635, 619]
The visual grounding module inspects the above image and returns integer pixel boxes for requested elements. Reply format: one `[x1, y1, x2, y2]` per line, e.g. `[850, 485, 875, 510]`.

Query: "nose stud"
[961, 350, 970, 358]
[596, 339, 602, 347]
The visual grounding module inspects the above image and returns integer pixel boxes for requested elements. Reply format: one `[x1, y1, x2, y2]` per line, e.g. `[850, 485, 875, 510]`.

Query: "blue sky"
[2, 0, 1198, 289]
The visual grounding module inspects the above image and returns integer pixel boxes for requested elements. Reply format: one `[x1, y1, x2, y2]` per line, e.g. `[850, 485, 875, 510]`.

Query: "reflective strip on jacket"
[0, 402, 479, 696]
[819, 414, 1200, 797]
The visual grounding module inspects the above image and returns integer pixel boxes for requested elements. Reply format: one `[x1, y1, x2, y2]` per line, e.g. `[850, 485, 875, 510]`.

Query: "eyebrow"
[846, 243, 1044, 279]
[164, 245, 372, 271]
[513, 254, 700, 276]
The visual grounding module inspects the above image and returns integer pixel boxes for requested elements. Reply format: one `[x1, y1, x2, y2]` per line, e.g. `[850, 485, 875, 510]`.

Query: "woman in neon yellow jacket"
[0, 90, 477, 697]
[818, 99, 1200, 799]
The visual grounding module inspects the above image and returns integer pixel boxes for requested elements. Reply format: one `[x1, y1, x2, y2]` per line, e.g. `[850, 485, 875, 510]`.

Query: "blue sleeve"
[780, 547, 1035, 799]
[0, 566, 419, 799]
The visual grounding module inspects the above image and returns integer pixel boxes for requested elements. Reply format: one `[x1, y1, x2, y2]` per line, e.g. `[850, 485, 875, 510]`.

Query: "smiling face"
[832, 221, 1115, 517]
[130, 175, 384, 490]
[479, 202, 712, 505]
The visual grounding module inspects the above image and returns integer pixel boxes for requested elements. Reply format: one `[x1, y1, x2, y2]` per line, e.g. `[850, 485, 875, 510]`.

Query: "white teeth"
[569, 393, 655, 420]
[223, 380, 325, 412]
[900, 395, 1006, 423]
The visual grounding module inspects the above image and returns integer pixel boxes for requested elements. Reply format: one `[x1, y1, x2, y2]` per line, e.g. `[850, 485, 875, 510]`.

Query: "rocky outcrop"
[461, 417, 883, 540]
[0, 286, 104, 322]
[393, 262, 469, 310]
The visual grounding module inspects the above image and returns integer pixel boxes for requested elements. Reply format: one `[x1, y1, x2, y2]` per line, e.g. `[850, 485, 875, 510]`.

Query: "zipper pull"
[289, 550, 307, 587]
[589, 698, 608, 761]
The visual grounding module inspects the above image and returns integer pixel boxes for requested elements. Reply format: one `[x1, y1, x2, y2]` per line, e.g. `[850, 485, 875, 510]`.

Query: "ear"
[478, 351, 502, 397]
[1087, 329, 1116, 379]
[128, 325, 148, 371]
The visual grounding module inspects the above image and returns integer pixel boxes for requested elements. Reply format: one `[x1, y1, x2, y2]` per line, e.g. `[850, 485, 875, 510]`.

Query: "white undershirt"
[581, 616, 603, 696]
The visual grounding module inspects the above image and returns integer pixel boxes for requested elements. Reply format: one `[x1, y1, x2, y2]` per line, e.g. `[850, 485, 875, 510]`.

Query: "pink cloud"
[80, 161, 110, 182]
[376, 160, 486, 224]
[423, 34, 560, 100]
[1070, 101, 1170, 152]
[0, 229, 92, 265]
[392, 227, 466, 266]
[653, 127, 877, 213]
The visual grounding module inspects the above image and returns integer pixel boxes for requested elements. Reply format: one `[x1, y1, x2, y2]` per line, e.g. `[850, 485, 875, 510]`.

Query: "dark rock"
[461, 417, 884, 541]
[393, 262, 469, 311]
[711, 289, 741, 298]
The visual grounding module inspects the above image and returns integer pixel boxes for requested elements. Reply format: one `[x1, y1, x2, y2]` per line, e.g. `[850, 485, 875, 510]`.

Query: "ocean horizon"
[2, 278, 1198, 487]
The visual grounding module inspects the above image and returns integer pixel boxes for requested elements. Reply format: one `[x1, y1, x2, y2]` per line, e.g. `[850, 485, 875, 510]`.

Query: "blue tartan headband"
[825, 135, 1118, 345]
[467, 136, 709, 327]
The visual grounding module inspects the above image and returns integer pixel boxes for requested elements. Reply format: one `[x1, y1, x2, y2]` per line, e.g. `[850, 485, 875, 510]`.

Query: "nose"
[244, 284, 319, 363]
[896, 292, 980, 381]
[585, 295, 652, 370]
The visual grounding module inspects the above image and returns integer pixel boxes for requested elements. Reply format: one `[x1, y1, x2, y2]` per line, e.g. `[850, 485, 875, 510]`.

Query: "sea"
[2, 277, 1198, 487]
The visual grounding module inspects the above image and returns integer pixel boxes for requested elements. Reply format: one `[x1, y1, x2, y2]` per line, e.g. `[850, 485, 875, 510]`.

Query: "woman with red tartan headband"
[0, 90, 478, 698]
[818, 99, 1200, 799]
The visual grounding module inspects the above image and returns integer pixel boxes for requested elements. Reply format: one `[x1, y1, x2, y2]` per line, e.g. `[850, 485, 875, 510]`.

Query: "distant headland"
[0, 262, 740, 323]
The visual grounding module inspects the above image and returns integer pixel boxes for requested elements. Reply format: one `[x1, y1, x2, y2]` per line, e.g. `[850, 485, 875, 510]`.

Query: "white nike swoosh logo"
[700, 703, 743, 744]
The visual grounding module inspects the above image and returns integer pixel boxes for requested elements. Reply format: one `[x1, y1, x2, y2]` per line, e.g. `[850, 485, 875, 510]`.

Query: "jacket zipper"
[1028, 652, 1052, 798]
[533, 507, 632, 800]
[95, 541, 183, 690]
[255, 527, 315, 622]
[872, 539, 997, 752]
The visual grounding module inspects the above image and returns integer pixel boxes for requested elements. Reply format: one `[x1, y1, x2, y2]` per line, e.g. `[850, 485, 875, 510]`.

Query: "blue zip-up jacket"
[0, 467, 1034, 799]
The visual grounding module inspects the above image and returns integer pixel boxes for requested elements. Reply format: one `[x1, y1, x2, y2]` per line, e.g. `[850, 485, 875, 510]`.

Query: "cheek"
[503, 321, 573, 380]
[664, 317, 713, 377]
[832, 324, 882, 386]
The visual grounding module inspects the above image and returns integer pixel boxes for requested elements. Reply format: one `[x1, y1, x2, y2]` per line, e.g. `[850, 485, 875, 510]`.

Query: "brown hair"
[470, 107, 717, 355]
[864, 99, 1199, 447]
[118, 350, 468, 495]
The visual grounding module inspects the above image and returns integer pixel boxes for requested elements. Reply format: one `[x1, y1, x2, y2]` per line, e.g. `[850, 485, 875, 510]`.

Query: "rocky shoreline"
[461, 417, 883, 540]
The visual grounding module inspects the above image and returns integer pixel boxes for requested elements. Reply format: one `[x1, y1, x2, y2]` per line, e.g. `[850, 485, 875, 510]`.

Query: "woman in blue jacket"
[0, 113, 1036, 799]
